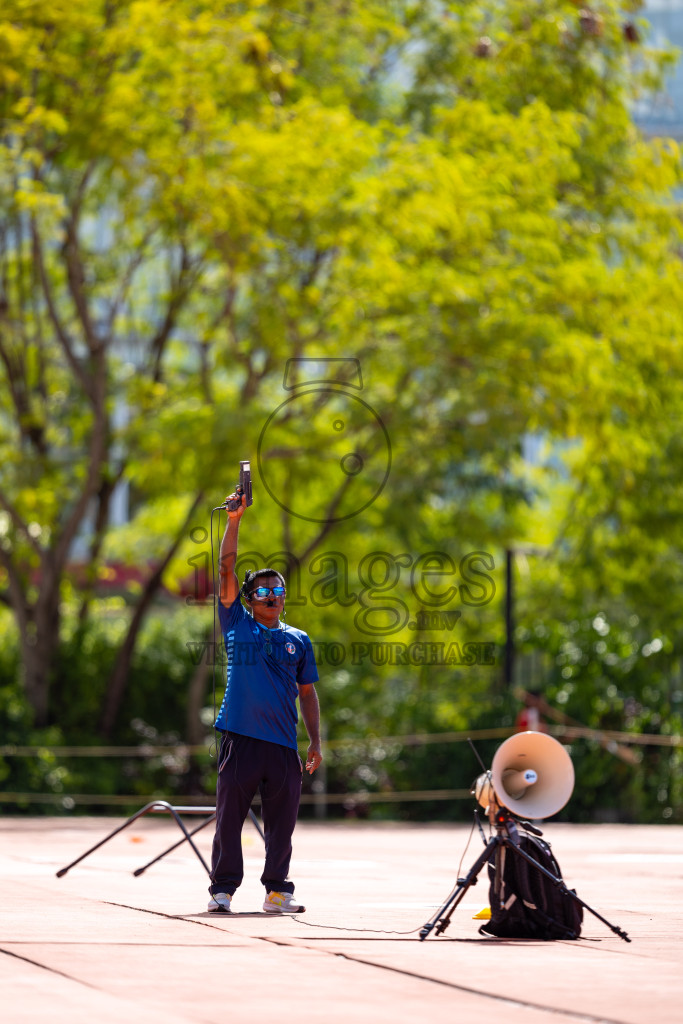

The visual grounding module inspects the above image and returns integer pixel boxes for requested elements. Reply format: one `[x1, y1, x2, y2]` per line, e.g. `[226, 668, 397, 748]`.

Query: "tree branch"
[106, 229, 156, 333]
[51, 347, 109, 573]
[0, 488, 42, 557]
[31, 218, 93, 400]
[76, 467, 125, 625]
[100, 490, 205, 736]
[150, 243, 203, 383]
[62, 213, 99, 354]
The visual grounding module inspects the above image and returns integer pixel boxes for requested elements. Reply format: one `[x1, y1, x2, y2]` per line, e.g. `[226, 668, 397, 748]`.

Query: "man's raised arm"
[219, 492, 247, 607]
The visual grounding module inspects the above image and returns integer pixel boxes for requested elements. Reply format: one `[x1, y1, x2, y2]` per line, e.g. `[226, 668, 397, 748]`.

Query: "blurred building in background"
[635, 1, 683, 138]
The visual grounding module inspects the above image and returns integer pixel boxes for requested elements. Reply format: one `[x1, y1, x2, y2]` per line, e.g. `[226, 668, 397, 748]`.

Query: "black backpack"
[479, 830, 583, 940]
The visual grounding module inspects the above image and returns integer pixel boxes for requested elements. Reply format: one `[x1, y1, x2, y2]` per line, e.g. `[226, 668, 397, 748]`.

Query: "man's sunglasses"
[249, 586, 286, 598]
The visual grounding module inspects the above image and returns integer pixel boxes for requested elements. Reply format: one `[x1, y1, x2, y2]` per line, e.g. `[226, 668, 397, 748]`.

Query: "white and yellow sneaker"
[208, 892, 232, 913]
[263, 891, 305, 914]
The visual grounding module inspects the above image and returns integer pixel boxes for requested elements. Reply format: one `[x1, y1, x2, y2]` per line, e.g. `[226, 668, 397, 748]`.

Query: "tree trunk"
[21, 638, 57, 728]
[22, 578, 61, 728]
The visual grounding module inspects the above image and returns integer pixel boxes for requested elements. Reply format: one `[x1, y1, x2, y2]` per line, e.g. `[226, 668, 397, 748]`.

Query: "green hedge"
[0, 605, 680, 822]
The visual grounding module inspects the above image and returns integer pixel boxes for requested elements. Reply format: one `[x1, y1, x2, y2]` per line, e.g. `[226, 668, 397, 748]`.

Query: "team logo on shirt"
[285, 642, 296, 655]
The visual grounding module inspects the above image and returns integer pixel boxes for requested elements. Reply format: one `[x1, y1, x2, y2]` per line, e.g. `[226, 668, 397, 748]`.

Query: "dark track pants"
[209, 732, 302, 896]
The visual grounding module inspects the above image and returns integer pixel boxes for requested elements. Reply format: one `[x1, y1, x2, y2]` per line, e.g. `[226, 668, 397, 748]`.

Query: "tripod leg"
[420, 837, 498, 940]
[134, 814, 217, 876]
[164, 805, 213, 875]
[248, 807, 265, 842]
[56, 801, 167, 877]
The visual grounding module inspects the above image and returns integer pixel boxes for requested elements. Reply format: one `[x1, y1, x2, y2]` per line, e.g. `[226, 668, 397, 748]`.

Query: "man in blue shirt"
[208, 490, 322, 914]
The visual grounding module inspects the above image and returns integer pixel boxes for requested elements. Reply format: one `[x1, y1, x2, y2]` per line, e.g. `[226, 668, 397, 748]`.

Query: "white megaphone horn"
[473, 731, 574, 820]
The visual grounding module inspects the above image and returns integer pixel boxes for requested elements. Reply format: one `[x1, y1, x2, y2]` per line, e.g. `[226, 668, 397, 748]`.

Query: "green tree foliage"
[1, 1, 682, 818]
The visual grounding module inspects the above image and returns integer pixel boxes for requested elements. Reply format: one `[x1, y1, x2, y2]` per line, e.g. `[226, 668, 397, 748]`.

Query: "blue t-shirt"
[214, 598, 319, 750]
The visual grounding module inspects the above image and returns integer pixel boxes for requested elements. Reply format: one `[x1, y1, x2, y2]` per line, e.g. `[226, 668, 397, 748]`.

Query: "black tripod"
[419, 808, 630, 943]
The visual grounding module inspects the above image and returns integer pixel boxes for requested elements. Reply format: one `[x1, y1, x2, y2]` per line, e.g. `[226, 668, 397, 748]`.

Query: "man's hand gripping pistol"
[225, 460, 253, 511]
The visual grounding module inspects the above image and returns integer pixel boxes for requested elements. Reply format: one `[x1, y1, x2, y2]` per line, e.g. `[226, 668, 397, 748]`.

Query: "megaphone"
[473, 731, 574, 819]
